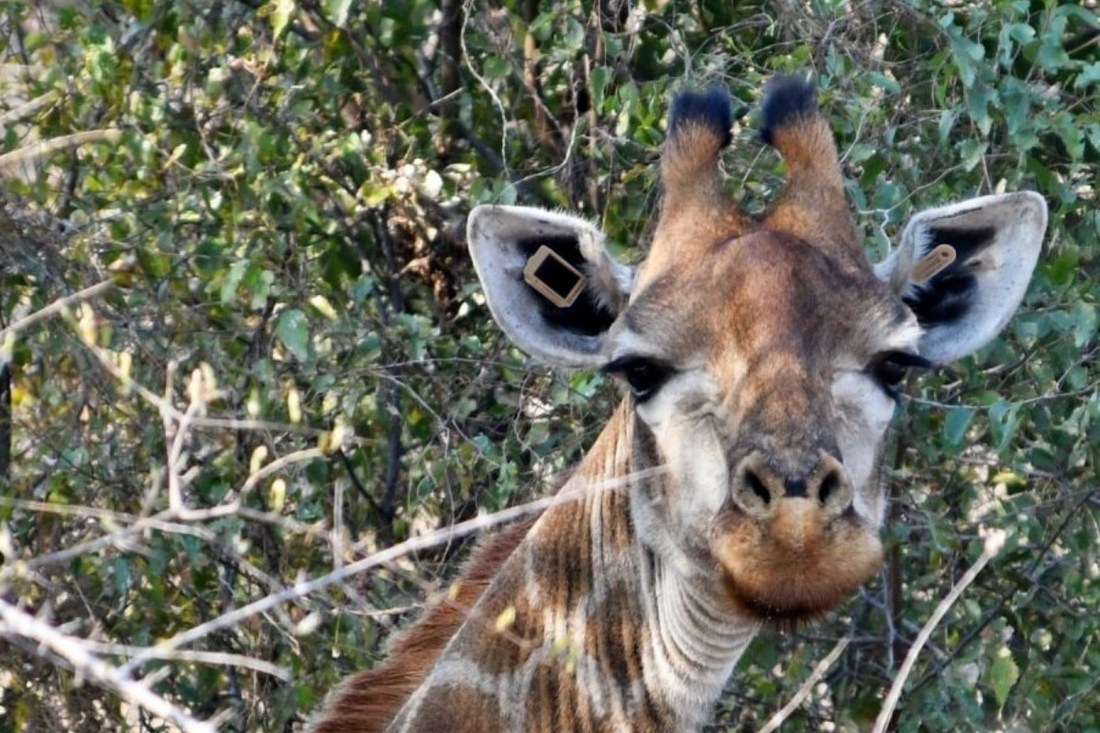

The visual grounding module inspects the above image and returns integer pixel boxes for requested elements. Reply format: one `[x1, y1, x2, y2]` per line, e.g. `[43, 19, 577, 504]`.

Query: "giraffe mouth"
[710, 504, 883, 627]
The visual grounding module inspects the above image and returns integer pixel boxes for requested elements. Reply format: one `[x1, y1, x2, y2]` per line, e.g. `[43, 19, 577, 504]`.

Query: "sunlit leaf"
[277, 308, 311, 362]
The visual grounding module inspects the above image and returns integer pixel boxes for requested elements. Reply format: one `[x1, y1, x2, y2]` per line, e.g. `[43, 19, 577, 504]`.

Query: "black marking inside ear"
[903, 226, 997, 327]
[517, 236, 616, 338]
[668, 88, 733, 148]
[759, 74, 817, 146]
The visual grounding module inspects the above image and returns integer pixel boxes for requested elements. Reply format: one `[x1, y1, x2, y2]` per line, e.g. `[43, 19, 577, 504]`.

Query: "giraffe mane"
[305, 516, 539, 733]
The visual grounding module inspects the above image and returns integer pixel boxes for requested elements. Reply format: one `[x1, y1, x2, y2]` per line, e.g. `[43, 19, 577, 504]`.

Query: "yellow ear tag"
[910, 244, 957, 285]
[524, 245, 587, 308]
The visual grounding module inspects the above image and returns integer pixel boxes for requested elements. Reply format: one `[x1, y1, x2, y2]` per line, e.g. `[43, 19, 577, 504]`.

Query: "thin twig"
[757, 635, 851, 733]
[460, 0, 509, 176]
[907, 487, 1098, 695]
[0, 129, 124, 174]
[0, 90, 58, 126]
[0, 599, 218, 733]
[0, 447, 327, 581]
[0, 280, 114, 343]
[239, 447, 326, 497]
[871, 529, 1006, 733]
[117, 465, 670, 676]
[75, 639, 291, 680]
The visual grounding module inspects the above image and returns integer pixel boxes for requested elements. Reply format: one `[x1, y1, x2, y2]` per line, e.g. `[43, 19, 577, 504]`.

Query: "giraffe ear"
[467, 205, 634, 368]
[874, 192, 1047, 363]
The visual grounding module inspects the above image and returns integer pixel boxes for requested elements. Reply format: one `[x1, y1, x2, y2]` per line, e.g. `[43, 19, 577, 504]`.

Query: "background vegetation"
[0, 0, 1095, 731]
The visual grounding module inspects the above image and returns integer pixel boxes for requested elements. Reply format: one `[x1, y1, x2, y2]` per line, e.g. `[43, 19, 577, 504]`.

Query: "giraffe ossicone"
[309, 74, 1047, 733]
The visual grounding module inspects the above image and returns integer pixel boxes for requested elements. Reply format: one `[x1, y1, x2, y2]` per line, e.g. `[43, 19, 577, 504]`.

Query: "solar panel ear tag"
[524, 245, 587, 308]
[910, 244, 957, 285]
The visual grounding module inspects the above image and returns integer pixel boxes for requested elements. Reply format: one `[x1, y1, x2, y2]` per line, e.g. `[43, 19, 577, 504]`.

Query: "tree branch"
[871, 530, 1006, 733]
[0, 599, 219, 733]
[116, 464, 671, 676]
[758, 634, 851, 733]
[0, 280, 114, 344]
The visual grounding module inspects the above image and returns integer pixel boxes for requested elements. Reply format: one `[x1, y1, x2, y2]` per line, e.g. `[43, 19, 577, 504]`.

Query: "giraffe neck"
[389, 403, 758, 733]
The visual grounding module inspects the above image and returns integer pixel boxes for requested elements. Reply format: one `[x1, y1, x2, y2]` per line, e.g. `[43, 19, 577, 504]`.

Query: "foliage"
[0, 0, 1095, 731]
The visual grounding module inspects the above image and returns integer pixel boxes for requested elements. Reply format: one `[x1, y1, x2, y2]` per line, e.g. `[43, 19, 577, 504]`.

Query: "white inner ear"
[875, 191, 1047, 364]
[467, 206, 632, 368]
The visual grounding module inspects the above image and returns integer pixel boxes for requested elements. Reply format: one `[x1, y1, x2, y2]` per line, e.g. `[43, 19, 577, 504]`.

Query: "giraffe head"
[466, 76, 1046, 626]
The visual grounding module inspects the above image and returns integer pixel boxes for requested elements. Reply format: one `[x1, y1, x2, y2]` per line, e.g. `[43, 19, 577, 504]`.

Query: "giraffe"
[308, 75, 1047, 733]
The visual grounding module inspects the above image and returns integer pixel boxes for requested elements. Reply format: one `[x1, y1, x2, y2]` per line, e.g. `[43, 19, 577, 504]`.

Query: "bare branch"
[757, 635, 851, 733]
[0, 280, 114, 343]
[239, 446, 327, 497]
[0, 90, 58, 126]
[0, 598, 219, 733]
[0, 444, 329, 582]
[460, 0, 509, 175]
[117, 465, 670, 676]
[871, 529, 1006, 733]
[75, 639, 291, 680]
[0, 129, 124, 174]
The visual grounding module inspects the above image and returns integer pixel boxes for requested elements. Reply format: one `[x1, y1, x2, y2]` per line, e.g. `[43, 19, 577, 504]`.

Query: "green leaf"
[1044, 249, 1079, 286]
[495, 180, 517, 206]
[357, 331, 382, 362]
[943, 407, 974, 450]
[1053, 112, 1085, 161]
[591, 66, 612, 111]
[245, 269, 275, 310]
[483, 55, 510, 80]
[323, 0, 353, 27]
[1036, 16, 1070, 70]
[277, 308, 311, 362]
[528, 12, 555, 42]
[868, 72, 900, 95]
[564, 16, 585, 52]
[988, 400, 1021, 452]
[988, 647, 1019, 707]
[997, 23, 1036, 67]
[967, 82, 997, 136]
[948, 32, 984, 87]
[220, 260, 249, 304]
[270, 0, 296, 39]
[1000, 80, 1031, 136]
[1075, 62, 1100, 90]
[1071, 303, 1097, 349]
[111, 557, 131, 595]
[350, 275, 375, 304]
[938, 109, 958, 145]
[957, 139, 987, 171]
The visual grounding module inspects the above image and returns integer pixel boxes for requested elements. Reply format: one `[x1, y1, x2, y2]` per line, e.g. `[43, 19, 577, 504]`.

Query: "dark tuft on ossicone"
[668, 88, 733, 148]
[759, 74, 818, 146]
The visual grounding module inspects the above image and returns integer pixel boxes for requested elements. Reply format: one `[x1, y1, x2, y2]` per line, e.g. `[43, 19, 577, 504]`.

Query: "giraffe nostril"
[746, 470, 771, 505]
[819, 471, 841, 506]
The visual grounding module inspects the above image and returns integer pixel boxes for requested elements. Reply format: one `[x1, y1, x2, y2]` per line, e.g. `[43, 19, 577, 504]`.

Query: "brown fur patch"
[401, 684, 504, 733]
[306, 517, 537, 733]
[711, 504, 883, 627]
[767, 116, 841, 183]
[761, 113, 861, 260]
[647, 121, 754, 282]
[448, 567, 538, 677]
[662, 124, 728, 193]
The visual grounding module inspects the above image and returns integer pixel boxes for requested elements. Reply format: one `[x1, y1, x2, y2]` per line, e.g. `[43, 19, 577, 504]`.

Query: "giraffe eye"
[874, 359, 907, 388]
[868, 351, 931, 398]
[602, 356, 673, 402]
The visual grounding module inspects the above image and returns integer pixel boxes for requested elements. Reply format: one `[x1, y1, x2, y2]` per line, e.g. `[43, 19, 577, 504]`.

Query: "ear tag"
[524, 245, 587, 308]
[910, 244, 957, 285]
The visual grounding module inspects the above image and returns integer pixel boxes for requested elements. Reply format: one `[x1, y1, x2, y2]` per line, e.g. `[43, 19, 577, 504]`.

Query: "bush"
[0, 1, 1094, 731]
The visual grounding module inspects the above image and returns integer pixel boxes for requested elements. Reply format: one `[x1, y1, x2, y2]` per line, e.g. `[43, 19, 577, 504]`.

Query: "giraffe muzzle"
[711, 450, 881, 625]
[729, 450, 853, 523]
